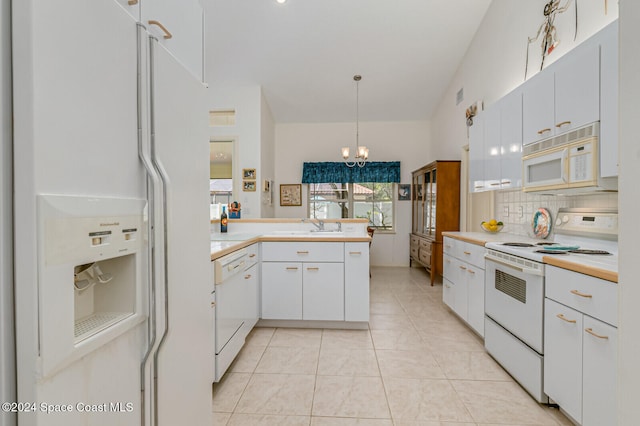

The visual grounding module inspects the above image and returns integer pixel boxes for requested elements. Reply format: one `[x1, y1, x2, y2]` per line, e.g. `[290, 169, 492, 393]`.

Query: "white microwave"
[522, 122, 617, 193]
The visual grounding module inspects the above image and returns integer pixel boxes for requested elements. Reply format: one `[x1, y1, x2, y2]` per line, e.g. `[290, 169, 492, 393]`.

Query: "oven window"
[495, 270, 527, 303]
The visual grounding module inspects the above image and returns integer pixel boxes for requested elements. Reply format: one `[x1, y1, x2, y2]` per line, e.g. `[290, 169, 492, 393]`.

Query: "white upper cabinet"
[554, 42, 600, 133]
[599, 20, 619, 178]
[469, 88, 522, 193]
[523, 43, 599, 145]
[522, 69, 555, 145]
[142, 0, 204, 82]
[468, 111, 486, 192]
[523, 25, 611, 147]
[500, 89, 523, 189]
[483, 105, 502, 190]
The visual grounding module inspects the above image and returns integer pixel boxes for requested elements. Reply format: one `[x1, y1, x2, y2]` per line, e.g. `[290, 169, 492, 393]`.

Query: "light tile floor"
[213, 266, 573, 426]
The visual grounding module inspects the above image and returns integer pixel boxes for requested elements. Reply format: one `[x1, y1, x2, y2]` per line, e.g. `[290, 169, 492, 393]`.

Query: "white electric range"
[482, 208, 618, 403]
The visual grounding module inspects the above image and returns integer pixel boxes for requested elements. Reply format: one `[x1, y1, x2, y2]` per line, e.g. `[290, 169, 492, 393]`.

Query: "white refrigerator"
[11, 1, 213, 425]
[1, 0, 16, 426]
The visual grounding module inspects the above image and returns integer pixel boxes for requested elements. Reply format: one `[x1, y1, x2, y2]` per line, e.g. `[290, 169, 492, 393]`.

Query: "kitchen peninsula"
[210, 218, 371, 382]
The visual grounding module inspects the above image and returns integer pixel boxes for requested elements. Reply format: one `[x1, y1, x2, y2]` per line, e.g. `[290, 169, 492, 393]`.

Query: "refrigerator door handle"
[137, 24, 165, 426]
[147, 35, 173, 426]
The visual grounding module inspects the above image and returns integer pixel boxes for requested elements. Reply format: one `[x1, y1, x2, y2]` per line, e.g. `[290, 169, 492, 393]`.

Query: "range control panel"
[554, 208, 618, 239]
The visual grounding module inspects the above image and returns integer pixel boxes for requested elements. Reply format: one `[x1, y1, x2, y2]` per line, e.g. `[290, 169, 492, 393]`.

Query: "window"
[308, 182, 394, 231]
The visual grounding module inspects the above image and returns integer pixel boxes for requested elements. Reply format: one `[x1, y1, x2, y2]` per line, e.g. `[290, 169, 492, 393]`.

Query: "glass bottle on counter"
[220, 206, 228, 233]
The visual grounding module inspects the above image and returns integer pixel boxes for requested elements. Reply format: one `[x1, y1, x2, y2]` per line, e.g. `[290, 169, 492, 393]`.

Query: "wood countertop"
[441, 231, 524, 247]
[211, 234, 371, 260]
[543, 256, 618, 283]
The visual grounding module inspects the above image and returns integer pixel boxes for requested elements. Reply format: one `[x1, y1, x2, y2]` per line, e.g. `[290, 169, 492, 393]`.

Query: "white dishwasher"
[213, 248, 248, 381]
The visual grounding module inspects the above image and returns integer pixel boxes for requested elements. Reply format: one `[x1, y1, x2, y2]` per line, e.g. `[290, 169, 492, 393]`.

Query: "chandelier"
[342, 75, 369, 168]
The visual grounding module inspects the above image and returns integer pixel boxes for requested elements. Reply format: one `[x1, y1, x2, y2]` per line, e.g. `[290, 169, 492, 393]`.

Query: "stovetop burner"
[536, 249, 569, 255]
[502, 242, 535, 247]
[568, 249, 612, 255]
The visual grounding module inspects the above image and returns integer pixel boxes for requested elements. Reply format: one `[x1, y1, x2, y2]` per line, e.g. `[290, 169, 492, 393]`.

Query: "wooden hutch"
[410, 160, 461, 285]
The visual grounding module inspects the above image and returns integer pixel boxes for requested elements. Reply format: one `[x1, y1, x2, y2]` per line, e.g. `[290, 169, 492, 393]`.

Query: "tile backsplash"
[495, 189, 618, 237]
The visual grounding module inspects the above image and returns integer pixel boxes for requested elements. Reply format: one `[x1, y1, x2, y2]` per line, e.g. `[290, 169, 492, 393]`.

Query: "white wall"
[260, 89, 276, 217]
[431, 0, 619, 161]
[274, 120, 431, 266]
[617, 0, 640, 422]
[209, 85, 266, 218]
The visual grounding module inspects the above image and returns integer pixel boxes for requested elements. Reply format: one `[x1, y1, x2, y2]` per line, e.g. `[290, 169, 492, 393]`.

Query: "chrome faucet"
[302, 218, 324, 231]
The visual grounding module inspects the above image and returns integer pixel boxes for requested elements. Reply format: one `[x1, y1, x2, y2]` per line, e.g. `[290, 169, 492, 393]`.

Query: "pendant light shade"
[342, 75, 368, 168]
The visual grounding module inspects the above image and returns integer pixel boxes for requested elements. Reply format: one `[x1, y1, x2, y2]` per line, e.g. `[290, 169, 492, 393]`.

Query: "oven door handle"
[485, 254, 544, 277]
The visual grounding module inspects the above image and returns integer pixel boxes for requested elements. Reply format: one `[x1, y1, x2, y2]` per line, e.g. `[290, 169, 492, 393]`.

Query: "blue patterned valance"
[301, 161, 401, 184]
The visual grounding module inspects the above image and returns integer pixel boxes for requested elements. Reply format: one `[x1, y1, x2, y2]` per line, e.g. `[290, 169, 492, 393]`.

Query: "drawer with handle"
[448, 239, 485, 270]
[261, 242, 344, 262]
[546, 265, 617, 327]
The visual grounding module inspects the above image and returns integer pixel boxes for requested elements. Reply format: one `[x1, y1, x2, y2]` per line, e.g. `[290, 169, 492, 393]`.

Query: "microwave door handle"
[561, 148, 569, 183]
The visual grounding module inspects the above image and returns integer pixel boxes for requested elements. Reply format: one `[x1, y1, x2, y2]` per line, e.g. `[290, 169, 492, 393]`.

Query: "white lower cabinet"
[260, 241, 368, 322]
[466, 263, 485, 335]
[443, 278, 455, 310]
[302, 262, 344, 320]
[344, 243, 370, 321]
[241, 263, 259, 333]
[544, 299, 584, 423]
[442, 237, 485, 336]
[582, 316, 617, 426]
[544, 265, 617, 426]
[261, 262, 302, 320]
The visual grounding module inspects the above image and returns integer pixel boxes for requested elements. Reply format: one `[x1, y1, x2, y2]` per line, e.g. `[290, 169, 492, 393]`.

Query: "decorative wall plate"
[532, 207, 552, 239]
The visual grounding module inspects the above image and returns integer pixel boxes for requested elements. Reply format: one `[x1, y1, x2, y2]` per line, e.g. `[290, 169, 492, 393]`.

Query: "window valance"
[301, 161, 401, 184]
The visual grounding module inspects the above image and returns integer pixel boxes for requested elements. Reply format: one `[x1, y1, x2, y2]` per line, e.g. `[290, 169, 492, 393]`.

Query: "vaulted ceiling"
[204, 0, 492, 123]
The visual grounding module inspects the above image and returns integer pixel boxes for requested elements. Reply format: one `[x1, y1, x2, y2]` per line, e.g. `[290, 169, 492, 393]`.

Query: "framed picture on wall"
[397, 184, 411, 201]
[243, 180, 256, 191]
[242, 168, 256, 180]
[280, 184, 302, 206]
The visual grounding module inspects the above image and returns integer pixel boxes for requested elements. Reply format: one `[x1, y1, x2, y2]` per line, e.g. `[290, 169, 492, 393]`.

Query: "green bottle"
[221, 206, 228, 233]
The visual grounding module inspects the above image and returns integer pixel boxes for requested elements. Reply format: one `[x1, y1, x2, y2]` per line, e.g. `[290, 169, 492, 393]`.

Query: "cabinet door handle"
[297, 251, 309, 254]
[556, 120, 572, 128]
[244, 274, 252, 279]
[537, 128, 552, 135]
[285, 267, 299, 271]
[306, 267, 319, 271]
[556, 313, 577, 324]
[585, 328, 609, 339]
[349, 251, 362, 255]
[148, 20, 173, 39]
[128, 0, 138, 5]
[570, 289, 593, 298]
